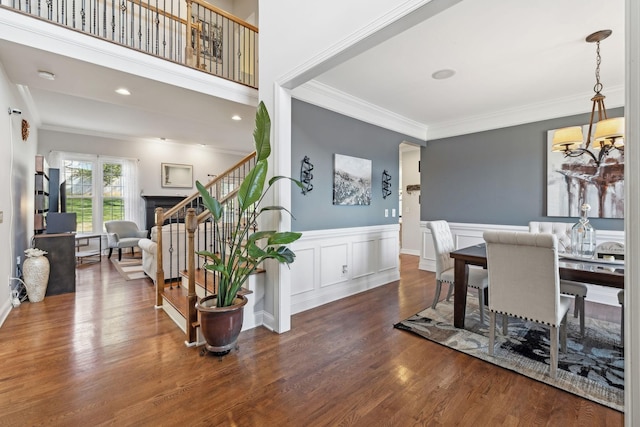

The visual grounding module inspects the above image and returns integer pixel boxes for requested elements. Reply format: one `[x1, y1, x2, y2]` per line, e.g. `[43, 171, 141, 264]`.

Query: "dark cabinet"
[34, 233, 76, 296]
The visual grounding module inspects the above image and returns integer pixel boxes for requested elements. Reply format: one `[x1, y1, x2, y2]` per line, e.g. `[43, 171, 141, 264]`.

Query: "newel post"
[186, 208, 198, 343]
[155, 207, 165, 307]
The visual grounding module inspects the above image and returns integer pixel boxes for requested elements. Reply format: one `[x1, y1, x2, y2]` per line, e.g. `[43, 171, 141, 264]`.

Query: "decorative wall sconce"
[382, 170, 392, 199]
[300, 156, 314, 195]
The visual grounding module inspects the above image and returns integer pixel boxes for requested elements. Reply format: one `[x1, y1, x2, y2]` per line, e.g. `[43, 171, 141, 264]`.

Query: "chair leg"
[108, 248, 113, 259]
[477, 289, 484, 324]
[573, 296, 579, 318]
[118, 248, 122, 261]
[502, 314, 508, 335]
[621, 303, 624, 347]
[488, 312, 496, 356]
[560, 313, 568, 353]
[578, 296, 585, 337]
[550, 325, 559, 379]
[431, 280, 443, 309]
[445, 281, 454, 302]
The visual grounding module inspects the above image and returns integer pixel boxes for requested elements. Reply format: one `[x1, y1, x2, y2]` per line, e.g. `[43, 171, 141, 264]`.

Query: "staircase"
[152, 151, 264, 346]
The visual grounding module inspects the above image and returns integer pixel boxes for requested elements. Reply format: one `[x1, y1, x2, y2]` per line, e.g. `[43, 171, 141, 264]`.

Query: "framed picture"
[161, 163, 193, 188]
[546, 127, 624, 218]
[333, 154, 372, 205]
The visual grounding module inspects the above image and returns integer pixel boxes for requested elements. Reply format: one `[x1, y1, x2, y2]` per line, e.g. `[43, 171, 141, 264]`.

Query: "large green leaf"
[267, 232, 302, 245]
[238, 160, 268, 210]
[253, 101, 271, 162]
[259, 205, 297, 220]
[196, 180, 223, 221]
[248, 230, 276, 243]
[268, 175, 304, 191]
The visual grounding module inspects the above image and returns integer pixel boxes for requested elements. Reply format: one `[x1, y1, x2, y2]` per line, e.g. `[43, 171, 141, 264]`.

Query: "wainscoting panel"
[379, 236, 400, 271]
[290, 225, 400, 314]
[291, 247, 316, 296]
[320, 243, 349, 288]
[352, 239, 376, 279]
[419, 221, 625, 306]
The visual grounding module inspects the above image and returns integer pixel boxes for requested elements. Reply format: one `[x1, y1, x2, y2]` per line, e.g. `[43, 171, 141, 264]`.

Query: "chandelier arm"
[585, 100, 598, 150]
[563, 148, 600, 165]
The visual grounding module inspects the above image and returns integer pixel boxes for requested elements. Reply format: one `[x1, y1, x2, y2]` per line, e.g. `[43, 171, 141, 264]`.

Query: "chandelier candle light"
[551, 29, 625, 166]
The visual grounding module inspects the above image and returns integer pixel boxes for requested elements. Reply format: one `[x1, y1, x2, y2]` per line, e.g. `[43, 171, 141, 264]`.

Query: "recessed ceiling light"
[431, 69, 456, 80]
[37, 70, 56, 81]
[231, 115, 242, 121]
[116, 88, 131, 96]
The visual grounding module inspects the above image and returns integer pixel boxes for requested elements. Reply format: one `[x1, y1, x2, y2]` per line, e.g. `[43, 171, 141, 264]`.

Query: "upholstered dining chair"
[104, 220, 148, 261]
[484, 231, 571, 379]
[528, 221, 588, 336]
[427, 220, 489, 324]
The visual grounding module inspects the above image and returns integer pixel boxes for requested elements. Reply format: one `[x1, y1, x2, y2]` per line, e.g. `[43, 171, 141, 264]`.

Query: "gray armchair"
[104, 220, 147, 261]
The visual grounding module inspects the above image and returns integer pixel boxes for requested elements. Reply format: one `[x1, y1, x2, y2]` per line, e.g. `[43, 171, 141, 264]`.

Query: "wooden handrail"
[130, 0, 188, 26]
[163, 151, 256, 220]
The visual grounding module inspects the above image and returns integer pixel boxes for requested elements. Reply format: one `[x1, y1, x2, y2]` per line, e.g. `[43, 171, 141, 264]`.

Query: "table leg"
[453, 258, 469, 328]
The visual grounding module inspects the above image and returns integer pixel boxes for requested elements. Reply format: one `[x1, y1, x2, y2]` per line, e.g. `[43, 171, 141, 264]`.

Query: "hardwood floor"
[0, 255, 623, 426]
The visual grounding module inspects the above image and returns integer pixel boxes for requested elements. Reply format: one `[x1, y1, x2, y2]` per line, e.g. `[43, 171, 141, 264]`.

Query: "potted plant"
[195, 101, 302, 355]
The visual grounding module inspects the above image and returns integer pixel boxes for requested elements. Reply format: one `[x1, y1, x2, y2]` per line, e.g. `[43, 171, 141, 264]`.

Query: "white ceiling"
[0, 0, 626, 150]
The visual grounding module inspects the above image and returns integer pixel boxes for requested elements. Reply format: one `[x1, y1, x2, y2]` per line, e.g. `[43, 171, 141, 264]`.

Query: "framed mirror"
[161, 163, 193, 188]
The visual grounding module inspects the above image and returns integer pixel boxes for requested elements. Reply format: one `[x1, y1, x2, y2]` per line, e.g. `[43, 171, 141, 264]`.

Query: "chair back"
[483, 231, 564, 327]
[528, 221, 572, 252]
[105, 220, 141, 238]
[427, 220, 455, 279]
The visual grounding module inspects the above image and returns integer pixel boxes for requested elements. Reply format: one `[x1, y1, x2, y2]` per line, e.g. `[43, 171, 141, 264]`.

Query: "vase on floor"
[23, 248, 50, 303]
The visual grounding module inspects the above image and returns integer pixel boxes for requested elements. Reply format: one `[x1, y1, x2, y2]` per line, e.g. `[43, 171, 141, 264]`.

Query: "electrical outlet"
[384, 209, 389, 218]
[341, 265, 348, 276]
[392, 209, 396, 217]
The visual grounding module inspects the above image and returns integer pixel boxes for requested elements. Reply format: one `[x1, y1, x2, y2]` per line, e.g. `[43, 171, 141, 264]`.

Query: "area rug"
[111, 258, 147, 281]
[394, 296, 623, 412]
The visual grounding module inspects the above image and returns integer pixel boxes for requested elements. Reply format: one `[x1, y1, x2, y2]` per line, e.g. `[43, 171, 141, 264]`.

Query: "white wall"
[401, 147, 421, 255]
[0, 62, 36, 326]
[38, 130, 245, 197]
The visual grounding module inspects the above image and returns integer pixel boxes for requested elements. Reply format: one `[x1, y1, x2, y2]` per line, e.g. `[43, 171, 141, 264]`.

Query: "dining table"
[449, 243, 624, 329]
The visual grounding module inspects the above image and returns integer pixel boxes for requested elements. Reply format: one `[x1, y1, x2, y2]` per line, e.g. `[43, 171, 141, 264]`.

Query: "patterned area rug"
[111, 258, 147, 281]
[394, 295, 623, 412]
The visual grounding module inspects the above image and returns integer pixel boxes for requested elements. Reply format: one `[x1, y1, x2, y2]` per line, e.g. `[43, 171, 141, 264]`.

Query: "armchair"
[104, 220, 148, 261]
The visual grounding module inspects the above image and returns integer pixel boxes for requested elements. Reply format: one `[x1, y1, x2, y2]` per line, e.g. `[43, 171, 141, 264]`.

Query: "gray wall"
[421, 107, 624, 231]
[291, 100, 424, 231]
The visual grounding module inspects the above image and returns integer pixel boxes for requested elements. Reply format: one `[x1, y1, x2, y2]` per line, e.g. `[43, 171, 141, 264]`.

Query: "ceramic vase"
[23, 255, 50, 302]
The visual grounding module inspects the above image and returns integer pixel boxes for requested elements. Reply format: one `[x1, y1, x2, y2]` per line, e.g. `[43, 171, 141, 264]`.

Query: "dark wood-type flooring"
[0, 255, 623, 426]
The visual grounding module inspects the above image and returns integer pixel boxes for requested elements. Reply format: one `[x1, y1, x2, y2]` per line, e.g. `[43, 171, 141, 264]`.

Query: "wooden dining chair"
[427, 220, 489, 324]
[528, 221, 588, 336]
[484, 231, 572, 379]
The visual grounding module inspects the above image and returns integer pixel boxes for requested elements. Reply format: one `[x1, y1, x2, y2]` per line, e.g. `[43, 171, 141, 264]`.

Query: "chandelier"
[551, 29, 625, 166]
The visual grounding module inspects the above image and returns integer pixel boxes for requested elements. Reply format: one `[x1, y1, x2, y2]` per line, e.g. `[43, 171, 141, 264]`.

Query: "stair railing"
[2, 0, 258, 88]
[153, 151, 256, 308]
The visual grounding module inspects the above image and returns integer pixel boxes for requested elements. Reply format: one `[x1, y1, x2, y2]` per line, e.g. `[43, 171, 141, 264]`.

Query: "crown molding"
[426, 85, 625, 140]
[292, 80, 428, 140]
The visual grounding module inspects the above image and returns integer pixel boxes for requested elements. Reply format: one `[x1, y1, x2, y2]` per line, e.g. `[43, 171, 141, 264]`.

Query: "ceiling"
[0, 0, 626, 150]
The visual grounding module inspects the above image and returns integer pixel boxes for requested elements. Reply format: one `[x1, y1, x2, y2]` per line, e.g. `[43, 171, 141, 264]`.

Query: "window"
[51, 152, 140, 233]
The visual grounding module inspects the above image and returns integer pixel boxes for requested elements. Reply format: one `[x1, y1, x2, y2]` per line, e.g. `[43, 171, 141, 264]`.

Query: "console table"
[75, 233, 102, 264]
[34, 233, 76, 296]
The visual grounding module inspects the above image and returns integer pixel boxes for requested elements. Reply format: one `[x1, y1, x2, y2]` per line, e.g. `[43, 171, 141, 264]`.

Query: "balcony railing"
[3, 0, 258, 88]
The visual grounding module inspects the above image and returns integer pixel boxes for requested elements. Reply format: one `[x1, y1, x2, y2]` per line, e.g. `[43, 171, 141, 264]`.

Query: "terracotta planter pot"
[196, 294, 248, 354]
